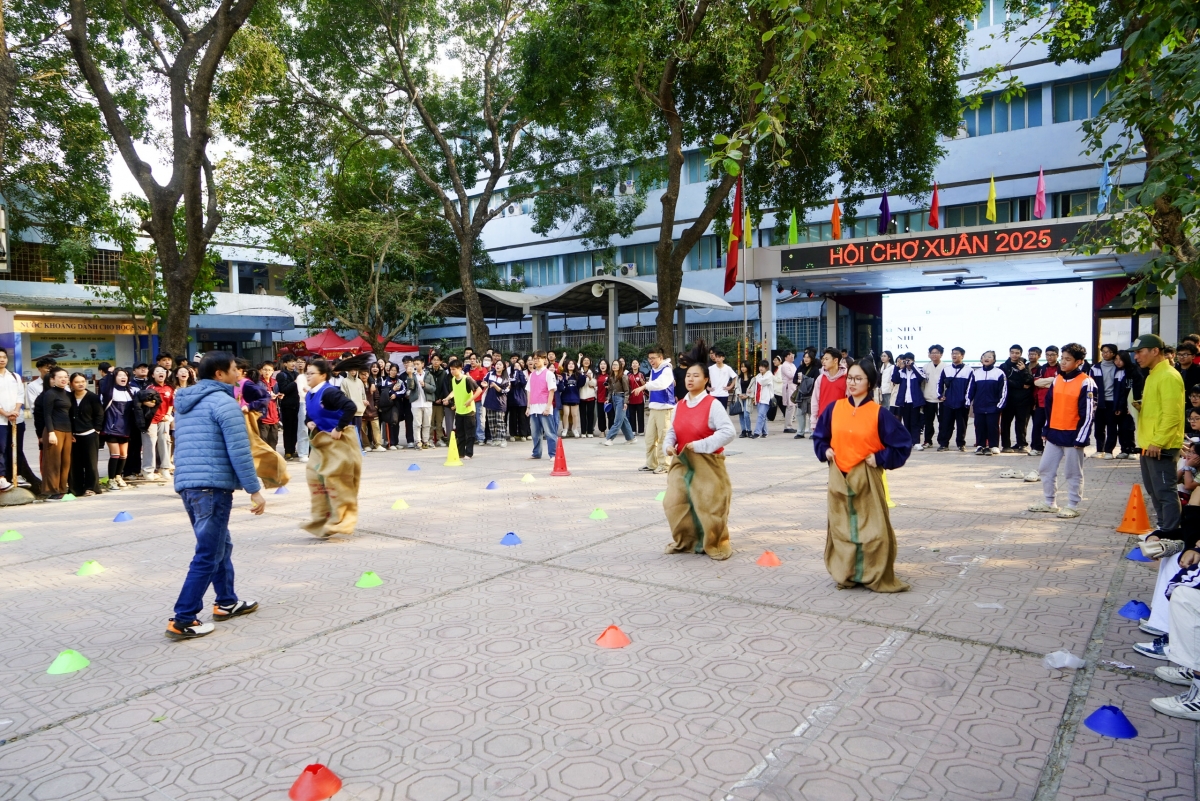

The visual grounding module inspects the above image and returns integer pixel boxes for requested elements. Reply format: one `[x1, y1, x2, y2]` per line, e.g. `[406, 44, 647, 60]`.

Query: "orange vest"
[830, 398, 884, 473]
[1049, 373, 1085, 431]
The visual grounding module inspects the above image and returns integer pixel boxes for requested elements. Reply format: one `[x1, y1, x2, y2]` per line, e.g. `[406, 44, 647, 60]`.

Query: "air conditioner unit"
[593, 265, 608, 276]
[505, 203, 521, 216]
[618, 180, 636, 196]
[619, 262, 638, 277]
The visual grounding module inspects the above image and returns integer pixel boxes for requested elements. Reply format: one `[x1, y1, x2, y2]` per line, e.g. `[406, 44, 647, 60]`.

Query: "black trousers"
[1, 422, 41, 492]
[1116, 411, 1136, 454]
[508, 405, 530, 437]
[921, 402, 940, 446]
[896, 404, 922, 445]
[1001, 401, 1033, 449]
[281, 402, 300, 456]
[69, 433, 100, 495]
[259, 421, 280, 451]
[580, 399, 596, 436]
[1031, 406, 1046, 451]
[124, 426, 142, 477]
[629, 404, 645, 434]
[975, 411, 1001, 449]
[1094, 404, 1116, 454]
[455, 412, 476, 458]
[937, 406, 969, 448]
[597, 401, 611, 433]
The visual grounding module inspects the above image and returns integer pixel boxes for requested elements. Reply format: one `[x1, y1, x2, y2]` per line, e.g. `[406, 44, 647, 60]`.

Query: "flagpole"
[742, 213, 748, 359]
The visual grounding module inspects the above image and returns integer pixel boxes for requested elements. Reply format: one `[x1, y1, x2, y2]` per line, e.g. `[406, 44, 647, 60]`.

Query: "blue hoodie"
[967, 364, 1008, 414]
[173, 379, 262, 494]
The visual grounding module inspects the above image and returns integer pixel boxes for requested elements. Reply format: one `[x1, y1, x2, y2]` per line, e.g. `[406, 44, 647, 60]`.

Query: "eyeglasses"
[846, 375, 868, 383]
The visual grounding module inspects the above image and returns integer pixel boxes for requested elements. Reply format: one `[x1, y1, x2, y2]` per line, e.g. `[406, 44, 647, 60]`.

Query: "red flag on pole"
[724, 176, 743, 294]
[928, 183, 940, 229]
[830, 198, 842, 240]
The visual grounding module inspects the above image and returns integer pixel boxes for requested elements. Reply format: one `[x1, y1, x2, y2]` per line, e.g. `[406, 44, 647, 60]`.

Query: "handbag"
[604, 402, 613, 415]
[728, 396, 743, 416]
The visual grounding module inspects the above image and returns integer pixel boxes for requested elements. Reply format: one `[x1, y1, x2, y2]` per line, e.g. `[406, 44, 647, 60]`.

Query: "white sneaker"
[602, 439, 613, 446]
[299, 456, 309, 463]
[914, 444, 924, 451]
[1155, 666, 1197, 686]
[991, 447, 1001, 455]
[1140, 619, 1167, 637]
[1150, 692, 1200, 720]
[499, 441, 508, 448]
[0, 477, 11, 492]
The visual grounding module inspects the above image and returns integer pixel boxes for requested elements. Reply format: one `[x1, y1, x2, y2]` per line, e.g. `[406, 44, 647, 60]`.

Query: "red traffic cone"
[595, 624, 631, 648]
[551, 437, 571, 476]
[289, 764, 342, 801]
[756, 550, 782, 567]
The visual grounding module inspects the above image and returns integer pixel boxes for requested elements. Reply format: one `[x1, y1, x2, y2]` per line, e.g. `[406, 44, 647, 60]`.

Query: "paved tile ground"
[0, 420, 1196, 800]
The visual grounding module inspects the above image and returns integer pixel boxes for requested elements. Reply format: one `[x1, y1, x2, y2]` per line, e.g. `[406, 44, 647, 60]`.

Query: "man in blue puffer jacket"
[166, 351, 266, 640]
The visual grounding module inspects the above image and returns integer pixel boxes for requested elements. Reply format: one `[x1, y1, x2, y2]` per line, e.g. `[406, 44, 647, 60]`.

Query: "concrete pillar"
[759, 280, 776, 351]
[825, 299, 838, 349]
[606, 285, 619, 362]
[530, 312, 543, 352]
[1160, 287, 1179, 345]
[464, 320, 473, 349]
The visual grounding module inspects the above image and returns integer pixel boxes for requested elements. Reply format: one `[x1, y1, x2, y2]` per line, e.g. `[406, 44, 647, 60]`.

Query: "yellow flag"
[985, 175, 997, 222]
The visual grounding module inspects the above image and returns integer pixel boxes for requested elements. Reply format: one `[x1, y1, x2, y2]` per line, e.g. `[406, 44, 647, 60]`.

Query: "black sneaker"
[213, 600, 258, 621]
[1001, 447, 1014, 453]
[782, 428, 797, 434]
[936, 446, 949, 452]
[794, 433, 806, 439]
[958, 446, 966, 452]
[739, 431, 750, 438]
[166, 618, 215, 640]
[751, 434, 760, 439]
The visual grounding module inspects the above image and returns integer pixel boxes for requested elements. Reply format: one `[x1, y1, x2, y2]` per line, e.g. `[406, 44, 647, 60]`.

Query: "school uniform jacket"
[937, 363, 973, 410]
[889, 367, 924, 407]
[966, 365, 1007, 413]
[1041, 368, 1097, 447]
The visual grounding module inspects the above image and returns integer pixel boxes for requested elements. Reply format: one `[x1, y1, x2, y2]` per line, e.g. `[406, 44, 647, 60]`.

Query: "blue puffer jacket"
[173, 380, 262, 494]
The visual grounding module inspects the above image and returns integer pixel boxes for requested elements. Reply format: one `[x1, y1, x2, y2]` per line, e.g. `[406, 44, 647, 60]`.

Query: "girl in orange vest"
[662, 340, 737, 560]
[1027, 342, 1096, 519]
[812, 359, 914, 592]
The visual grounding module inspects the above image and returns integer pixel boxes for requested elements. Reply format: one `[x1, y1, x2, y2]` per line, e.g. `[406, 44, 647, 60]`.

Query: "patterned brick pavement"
[0, 424, 1195, 799]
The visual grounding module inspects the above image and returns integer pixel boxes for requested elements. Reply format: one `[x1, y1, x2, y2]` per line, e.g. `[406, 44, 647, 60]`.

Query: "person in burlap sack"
[232, 361, 290, 489]
[812, 358, 913, 592]
[662, 340, 736, 560]
[301, 357, 361, 538]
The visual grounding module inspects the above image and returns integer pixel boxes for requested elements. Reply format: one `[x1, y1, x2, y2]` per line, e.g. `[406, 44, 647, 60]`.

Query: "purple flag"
[878, 190, 890, 235]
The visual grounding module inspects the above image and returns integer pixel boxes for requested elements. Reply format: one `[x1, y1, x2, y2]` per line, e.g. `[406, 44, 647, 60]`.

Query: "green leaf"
[712, 134, 729, 145]
[722, 159, 741, 177]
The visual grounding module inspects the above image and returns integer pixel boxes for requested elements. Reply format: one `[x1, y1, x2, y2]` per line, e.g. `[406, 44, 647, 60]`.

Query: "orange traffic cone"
[756, 550, 782, 567]
[551, 437, 571, 476]
[1116, 484, 1153, 535]
[595, 625, 631, 648]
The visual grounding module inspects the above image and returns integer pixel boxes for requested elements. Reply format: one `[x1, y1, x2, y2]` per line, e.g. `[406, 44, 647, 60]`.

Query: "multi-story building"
[0, 231, 301, 381]
[424, 10, 1167, 360]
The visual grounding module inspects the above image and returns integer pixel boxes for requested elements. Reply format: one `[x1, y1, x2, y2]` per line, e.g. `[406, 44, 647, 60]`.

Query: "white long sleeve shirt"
[643, 359, 675, 410]
[663, 392, 736, 455]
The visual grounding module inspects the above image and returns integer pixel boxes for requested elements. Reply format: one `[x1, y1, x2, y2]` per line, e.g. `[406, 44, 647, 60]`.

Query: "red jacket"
[814, 369, 848, 419]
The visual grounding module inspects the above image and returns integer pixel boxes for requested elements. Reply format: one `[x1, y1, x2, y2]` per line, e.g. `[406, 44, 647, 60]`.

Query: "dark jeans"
[629, 404, 645, 434]
[281, 402, 300, 456]
[69, 432, 100, 495]
[1142, 450, 1181, 530]
[922, 402, 939, 446]
[896, 404, 923, 445]
[1115, 412, 1136, 454]
[173, 488, 237, 621]
[125, 426, 142, 477]
[974, 411, 1001, 449]
[1001, 401, 1033, 449]
[1094, 404, 1116, 455]
[508, 405, 530, 437]
[938, 406, 969, 448]
[1031, 406, 1046, 451]
[455, 412, 476, 458]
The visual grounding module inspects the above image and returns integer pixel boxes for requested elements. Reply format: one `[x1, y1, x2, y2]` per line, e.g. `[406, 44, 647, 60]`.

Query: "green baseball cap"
[1131, 333, 1166, 350]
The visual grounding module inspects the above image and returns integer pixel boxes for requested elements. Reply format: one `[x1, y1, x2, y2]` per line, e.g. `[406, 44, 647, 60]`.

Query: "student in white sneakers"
[1027, 343, 1095, 519]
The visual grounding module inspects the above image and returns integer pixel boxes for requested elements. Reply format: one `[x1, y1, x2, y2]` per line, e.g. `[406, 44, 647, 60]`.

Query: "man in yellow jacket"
[1133, 334, 1185, 531]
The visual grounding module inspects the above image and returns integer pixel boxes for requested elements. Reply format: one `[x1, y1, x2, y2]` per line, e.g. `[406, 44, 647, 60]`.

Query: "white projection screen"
[881, 283, 1093, 361]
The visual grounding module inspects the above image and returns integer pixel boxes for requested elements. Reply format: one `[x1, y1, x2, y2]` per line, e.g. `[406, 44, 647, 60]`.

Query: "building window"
[81, 249, 123, 286]
[621, 243, 657, 276]
[563, 252, 597, 283]
[962, 88, 1042, 137]
[685, 151, 712, 184]
[845, 216, 879, 239]
[770, 222, 835, 245]
[964, 0, 1006, 30]
[7, 242, 52, 282]
[235, 262, 270, 295]
[1053, 75, 1109, 124]
[688, 235, 720, 271]
[513, 256, 560, 287]
[267, 264, 289, 296]
[943, 197, 1041, 228]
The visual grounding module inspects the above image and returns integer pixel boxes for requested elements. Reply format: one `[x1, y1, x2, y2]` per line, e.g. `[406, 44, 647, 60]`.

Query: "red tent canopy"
[300, 328, 351, 355]
[342, 335, 418, 354]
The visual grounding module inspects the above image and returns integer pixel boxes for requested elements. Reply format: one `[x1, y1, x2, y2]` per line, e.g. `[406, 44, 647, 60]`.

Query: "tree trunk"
[655, 252, 684, 353]
[0, 1, 16, 172]
[1180, 274, 1200, 338]
[154, 221, 199, 358]
[457, 243, 490, 350]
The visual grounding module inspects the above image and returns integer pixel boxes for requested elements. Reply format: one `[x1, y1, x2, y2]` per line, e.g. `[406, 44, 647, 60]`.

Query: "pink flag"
[1034, 168, 1046, 219]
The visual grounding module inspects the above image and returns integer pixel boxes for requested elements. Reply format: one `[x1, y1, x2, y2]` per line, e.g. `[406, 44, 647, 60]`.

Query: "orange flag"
[831, 198, 842, 240]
